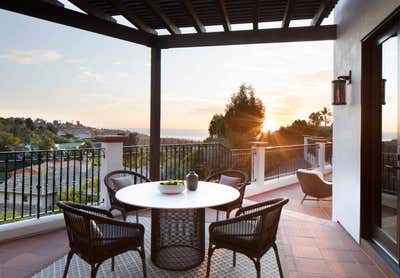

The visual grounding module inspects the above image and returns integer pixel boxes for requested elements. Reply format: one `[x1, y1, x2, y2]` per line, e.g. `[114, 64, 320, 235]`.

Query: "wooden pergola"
[0, 0, 338, 180]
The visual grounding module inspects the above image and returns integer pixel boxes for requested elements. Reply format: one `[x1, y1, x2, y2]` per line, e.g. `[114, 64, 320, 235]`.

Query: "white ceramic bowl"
[158, 183, 185, 194]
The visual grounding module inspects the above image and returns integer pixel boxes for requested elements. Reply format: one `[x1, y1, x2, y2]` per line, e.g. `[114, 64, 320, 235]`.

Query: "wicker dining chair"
[205, 169, 249, 220]
[206, 198, 289, 278]
[104, 170, 151, 222]
[57, 201, 147, 278]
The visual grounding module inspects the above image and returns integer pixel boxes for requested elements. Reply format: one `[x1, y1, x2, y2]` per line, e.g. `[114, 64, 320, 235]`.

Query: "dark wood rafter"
[182, 0, 206, 33]
[107, 0, 157, 35]
[143, 0, 181, 35]
[253, 0, 259, 30]
[282, 0, 295, 29]
[158, 25, 337, 48]
[68, 0, 117, 23]
[215, 0, 231, 32]
[311, 0, 335, 27]
[42, 0, 64, 7]
[0, 0, 156, 47]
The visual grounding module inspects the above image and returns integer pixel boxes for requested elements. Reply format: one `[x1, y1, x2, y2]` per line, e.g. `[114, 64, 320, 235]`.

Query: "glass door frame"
[361, 6, 400, 264]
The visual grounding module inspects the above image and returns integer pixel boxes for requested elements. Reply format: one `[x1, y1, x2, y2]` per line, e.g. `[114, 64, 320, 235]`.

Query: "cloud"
[0, 50, 63, 64]
[79, 70, 104, 82]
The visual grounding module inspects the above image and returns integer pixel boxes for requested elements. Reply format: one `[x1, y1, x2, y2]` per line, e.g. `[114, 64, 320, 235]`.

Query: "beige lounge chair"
[296, 169, 332, 209]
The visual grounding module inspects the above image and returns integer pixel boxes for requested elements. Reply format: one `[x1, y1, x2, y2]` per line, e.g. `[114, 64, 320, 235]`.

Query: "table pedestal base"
[151, 208, 205, 271]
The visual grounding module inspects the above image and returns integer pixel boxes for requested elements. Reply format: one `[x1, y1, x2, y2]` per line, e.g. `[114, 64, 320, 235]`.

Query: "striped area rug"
[32, 216, 279, 277]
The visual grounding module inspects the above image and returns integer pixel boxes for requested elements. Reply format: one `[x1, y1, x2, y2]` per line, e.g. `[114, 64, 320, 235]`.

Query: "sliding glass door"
[376, 32, 399, 259]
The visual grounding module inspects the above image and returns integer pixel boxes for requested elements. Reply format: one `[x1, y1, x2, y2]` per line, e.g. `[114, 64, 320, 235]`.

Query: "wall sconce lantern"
[332, 70, 352, 105]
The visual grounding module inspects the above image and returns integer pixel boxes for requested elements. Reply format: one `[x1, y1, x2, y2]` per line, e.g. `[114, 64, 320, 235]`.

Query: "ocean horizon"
[128, 128, 208, 141]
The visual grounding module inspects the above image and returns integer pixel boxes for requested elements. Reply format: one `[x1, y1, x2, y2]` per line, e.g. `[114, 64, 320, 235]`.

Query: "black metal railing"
[265, 144, 319, 180]
[230, 148, 253, 179]
[123, 143, 232, 180]
[0, 148, 103, 224]
[325, 142, 333, 165]
[0, 141, 333, 225]
[382, 152, 398, 195]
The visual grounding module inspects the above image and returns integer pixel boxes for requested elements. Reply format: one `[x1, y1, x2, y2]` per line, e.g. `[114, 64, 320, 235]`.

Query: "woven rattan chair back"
[104, 170, 150, 206]
[205, 169, 249, 220]
[206, 198, 289, 278]
[206, 169, 248, 187]
[237, 198, 288, 245]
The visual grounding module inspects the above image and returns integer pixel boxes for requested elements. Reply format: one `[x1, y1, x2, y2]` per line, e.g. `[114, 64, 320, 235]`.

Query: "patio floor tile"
[292, 246, 323, 259]
[320, 248, 356, 262]
[329, 261, 368, 277]
[294, 258, 331, 275]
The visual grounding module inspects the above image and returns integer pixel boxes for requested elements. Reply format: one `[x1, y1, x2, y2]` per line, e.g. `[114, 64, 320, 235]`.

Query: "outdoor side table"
[116, 181, 240, 271]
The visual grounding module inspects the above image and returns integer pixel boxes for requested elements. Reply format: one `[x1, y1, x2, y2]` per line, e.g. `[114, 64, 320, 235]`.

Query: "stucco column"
[95, 135, 127, 209]
[250, 142, 268, 187]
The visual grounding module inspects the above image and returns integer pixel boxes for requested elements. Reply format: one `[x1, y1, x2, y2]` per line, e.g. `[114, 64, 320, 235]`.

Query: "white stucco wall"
[333, 0, 399, 242]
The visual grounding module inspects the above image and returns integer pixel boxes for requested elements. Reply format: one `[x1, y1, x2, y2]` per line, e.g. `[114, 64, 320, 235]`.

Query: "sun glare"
[262, 118, 278, 132]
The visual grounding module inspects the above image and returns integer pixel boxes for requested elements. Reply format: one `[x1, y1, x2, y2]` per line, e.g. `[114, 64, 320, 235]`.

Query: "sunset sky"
[0, 3, 334, 132]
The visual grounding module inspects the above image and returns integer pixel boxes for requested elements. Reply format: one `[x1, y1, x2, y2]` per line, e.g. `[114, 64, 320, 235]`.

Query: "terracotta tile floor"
[0, 182, 385, 278]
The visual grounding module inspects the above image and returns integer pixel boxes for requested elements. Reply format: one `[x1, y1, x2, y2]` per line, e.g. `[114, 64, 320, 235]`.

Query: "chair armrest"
[235, 198, 284, 217]
[209, 211, 261, 236]
[237, 182, 247, 194]
[91, 214, 145, 239]
[59, 202, 113, 218]
[80, 205, 114, 218]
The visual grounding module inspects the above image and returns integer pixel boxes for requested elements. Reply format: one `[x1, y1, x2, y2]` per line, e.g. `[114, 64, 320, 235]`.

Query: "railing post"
[318, 142, 326, 174]
[303, 135, 311, 161]
[250, 142, 268, 187]
[95, 135, 127, 209]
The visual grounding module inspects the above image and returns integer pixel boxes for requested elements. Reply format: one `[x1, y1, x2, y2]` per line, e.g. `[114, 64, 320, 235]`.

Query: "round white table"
[116, 181, 240, 270]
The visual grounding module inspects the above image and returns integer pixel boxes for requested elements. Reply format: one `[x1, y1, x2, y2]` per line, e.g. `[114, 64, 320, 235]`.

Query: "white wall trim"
[245, 175, 298, 198]
[0, 214, 65, 243]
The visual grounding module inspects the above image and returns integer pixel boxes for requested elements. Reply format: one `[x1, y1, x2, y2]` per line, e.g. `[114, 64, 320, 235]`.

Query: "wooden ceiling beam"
[311, 0, 334, 26]
[215, 0, 231, 32]
[282, 0, 295, 28]
[143, 0, 181, 35]
[68, 0, 117, 23]
[42, 0, 64, 7]
[0, 0, 156, 47]
[253, 0, 259, 30]
[182, 0, 206, 33]
[107, 0, 157, 35]
[157, 25, 337, 48]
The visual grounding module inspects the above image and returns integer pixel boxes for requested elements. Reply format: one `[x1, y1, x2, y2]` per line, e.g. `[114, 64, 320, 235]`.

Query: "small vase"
[186, 170, 199, 191]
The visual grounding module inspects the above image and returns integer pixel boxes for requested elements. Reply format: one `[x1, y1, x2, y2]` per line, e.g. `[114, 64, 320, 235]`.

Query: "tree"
[308, 112, 323, 127]
[0, 131, 20, 151]
[207, 84, 265, 148]
[208, 113, 225, 139]
[25, 118, 34, 130]
[125, 132, 139, 146]
[320, 107, 332, 127]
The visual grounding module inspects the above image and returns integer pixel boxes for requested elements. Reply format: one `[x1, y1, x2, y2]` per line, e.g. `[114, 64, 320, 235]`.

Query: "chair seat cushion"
[111, 175, 133, 190]
[211, 220, 260, 250]
[91, 223, 142, 259]
[219, 175, 241, 187]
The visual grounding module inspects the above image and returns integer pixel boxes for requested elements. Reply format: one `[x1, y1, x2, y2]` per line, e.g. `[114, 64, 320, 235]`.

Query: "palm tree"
[320, 107, 332, 127]
[308, 112, 323, 127]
